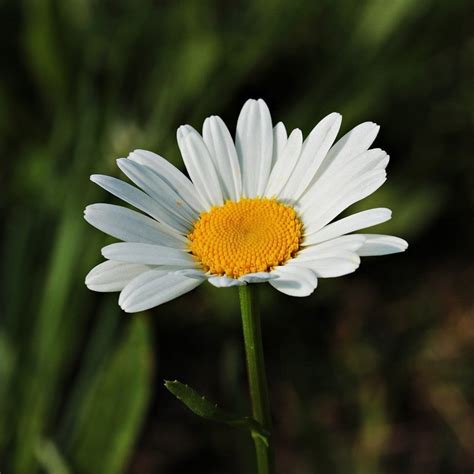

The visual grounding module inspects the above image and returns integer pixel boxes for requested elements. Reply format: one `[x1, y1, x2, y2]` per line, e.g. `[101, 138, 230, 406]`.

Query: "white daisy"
[85, 99, 408, 313]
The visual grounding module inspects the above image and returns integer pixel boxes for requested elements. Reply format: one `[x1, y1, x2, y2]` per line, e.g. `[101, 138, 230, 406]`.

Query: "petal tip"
[116, 157, 127, 168]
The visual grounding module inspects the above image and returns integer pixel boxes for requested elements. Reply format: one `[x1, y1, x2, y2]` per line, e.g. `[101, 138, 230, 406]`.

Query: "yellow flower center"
[188, 198, 303, 278]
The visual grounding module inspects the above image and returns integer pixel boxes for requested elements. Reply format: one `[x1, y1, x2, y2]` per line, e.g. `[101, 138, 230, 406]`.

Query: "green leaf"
[36, 439, 72, 474]
[164, 380, 269, 446]
[69, 317, 153, 474]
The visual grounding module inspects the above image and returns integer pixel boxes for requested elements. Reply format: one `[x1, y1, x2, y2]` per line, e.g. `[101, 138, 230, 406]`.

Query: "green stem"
[239, 285, 275, 474]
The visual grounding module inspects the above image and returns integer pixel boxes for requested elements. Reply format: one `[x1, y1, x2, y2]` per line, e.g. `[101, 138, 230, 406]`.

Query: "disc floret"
[188, 198, 302, 278]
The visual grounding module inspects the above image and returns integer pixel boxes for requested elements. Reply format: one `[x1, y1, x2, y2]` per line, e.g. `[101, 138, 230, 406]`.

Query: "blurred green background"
[1, 0, 473, 472]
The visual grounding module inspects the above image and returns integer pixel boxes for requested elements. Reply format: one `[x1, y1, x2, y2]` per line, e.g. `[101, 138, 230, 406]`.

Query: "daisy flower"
[85, 99, 407, 312]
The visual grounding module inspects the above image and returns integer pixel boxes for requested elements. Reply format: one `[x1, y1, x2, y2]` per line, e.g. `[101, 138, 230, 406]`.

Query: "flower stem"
[239, 285, 275, 474]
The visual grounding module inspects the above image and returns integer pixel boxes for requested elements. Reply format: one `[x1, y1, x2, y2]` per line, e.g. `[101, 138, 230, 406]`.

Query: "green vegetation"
[1, 0, 473, 472]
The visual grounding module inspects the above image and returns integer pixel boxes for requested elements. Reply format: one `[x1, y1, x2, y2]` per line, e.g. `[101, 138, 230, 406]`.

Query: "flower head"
[85, 99, 407, 312]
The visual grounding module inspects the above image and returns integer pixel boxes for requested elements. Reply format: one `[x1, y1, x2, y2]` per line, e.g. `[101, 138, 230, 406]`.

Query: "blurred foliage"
[1, 0, 473, 473]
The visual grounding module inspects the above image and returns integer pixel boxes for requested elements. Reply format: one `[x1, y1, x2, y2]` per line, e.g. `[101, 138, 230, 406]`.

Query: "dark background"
[1, 1, 474, 473]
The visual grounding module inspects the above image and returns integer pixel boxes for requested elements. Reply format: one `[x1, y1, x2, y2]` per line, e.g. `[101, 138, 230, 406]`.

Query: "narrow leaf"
[164, 380, 269, 445]
[69, 317, 153, 474]
[35, 439, 72, 474]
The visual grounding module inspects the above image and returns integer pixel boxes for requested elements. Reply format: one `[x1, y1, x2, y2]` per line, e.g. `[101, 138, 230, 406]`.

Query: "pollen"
[188, 198, 303, 278]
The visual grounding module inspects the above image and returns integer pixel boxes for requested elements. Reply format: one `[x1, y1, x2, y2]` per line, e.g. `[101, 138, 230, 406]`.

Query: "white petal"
[174, 268, 208, 280]
[85, 260, 149, 292]
[119, 270, 202, 313]
[117, 158, 197, 225]
[312, 122, 380, 182]
[300, 169, 387, 234]
[90, 174, 188, 234]
[102, 242, 196, 267]
[265, 128, 303, 198]
[356, 234, 408, 256]
[208, 276, 246, 287]
[271, 122, 288, 167]
[177, 125, 224, 207]
[202, 115, 242, 201]
[235, 99, 273, 197]
[128, 149, 206, 213]
[304, 208, 392, 245]
[269, 265, 318, 297]
[279, 113, 341, 201]
[296, 235, 366, 261]
[84, 204, 187, 248]
[239, 272, 279, 283]
[289, 253, 360, 278]
[299, 148, 389, 213]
